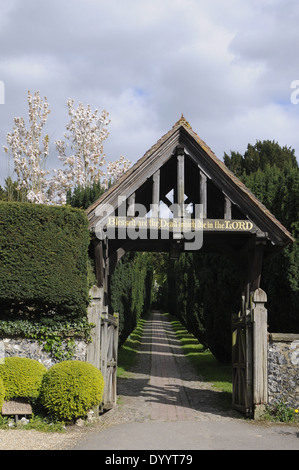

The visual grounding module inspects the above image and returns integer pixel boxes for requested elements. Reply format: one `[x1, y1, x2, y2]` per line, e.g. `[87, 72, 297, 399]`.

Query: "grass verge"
[167, 314, 233, 409]
[117, 318, 147, 378]
[0, 413, 66, 432]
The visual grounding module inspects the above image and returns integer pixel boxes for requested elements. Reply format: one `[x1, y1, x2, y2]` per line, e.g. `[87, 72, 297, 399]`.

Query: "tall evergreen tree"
[225, 141, 299, 333]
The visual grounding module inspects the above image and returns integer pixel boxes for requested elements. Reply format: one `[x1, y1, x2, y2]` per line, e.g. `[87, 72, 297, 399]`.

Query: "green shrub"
[110, 252, 153, 344]
[40, 360, 104, 421]
[0, 377, 5, 410]
[264, 402, 298, 423]
[0, 201, 90, 318]
[0, 357, 46, 401]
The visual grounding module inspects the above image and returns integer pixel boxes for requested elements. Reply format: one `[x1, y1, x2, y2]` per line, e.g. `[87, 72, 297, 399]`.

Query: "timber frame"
[86, 116, 294, 416]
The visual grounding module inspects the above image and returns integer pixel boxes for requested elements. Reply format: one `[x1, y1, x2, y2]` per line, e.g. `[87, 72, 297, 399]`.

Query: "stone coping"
[268, 333, 299, 343]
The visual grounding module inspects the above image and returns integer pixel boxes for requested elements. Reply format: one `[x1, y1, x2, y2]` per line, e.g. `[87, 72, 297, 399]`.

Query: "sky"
[0, 0, 299, 186]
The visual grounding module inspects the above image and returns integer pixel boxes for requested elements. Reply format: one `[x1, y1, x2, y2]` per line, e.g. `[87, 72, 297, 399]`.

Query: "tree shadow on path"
[112, 312, 242, 424]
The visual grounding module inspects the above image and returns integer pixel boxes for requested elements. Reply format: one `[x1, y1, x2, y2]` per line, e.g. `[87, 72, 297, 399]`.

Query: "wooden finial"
[173, 114, 191, 129]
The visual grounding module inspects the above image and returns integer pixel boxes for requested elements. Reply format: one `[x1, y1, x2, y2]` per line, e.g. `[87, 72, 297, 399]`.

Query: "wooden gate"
[232, 288, 268, 418]
[87, 286, 119, 410]
[232, 304, 253, 416]
[100, 311, 119, 409]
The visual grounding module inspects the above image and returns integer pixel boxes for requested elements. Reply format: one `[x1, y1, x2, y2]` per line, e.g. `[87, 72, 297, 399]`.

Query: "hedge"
[110, 252, 153, 345]
[0, 202, 90, 318]
[0, 357, 46, 401]
[0, 377, 5, 410]
[40, 360, 104, 421]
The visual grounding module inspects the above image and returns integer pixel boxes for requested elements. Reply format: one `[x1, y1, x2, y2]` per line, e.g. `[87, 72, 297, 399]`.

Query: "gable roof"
[86, 116, 294, 247]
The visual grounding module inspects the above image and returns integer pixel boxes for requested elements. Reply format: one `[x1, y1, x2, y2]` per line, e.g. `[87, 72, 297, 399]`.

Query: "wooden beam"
[249, 242, 265, 292]
[94, 239, 104, 287]
[103, 238, 110, 310]
[152, 170, 160, 218]
[109, 247, 126, 276]
[127, 192, 135, 217]
[224, 196, 232, 220]
[236, 235, 266, 309]
[177, 147, 185, 215]
[161, 195, 172, 208]
[200, 170, 207, 218]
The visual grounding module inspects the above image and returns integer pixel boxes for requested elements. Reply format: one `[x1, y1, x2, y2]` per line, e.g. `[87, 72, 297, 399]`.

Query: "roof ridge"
[173, 114, 192, 129]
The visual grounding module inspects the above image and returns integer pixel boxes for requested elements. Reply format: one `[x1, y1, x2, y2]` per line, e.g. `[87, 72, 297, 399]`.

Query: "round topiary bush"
[0, 357, 47, 401]
[40, 360, 104, 421]
[0, 377, 5, 410]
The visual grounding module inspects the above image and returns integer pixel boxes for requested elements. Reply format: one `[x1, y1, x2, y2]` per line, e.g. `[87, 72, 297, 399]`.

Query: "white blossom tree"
[54, 99, 110, 189]
[3, 91, 51, 204]
[102, 154, 131, 189]
[4, 92, 131, 205]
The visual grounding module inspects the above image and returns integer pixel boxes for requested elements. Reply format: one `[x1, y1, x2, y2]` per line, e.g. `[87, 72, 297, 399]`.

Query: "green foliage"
[0, 317, 94, 361]
[225, 140, 299, 333]
[164, 139, 299, 358]
[242, 163, 299, 236]
[66, 180, 105, 209]
[110, 252, 153, 344]
[0, 357, 46, 401]
[117, 318, 146, 377]
[40, 360, 104, 421]
[0, 177, 27, 202]
[236, 162, 298, 332]
[264, 402, 299, 423]
[167, 252, 240, 362]
[169, 315, 232, 409]
[0, 201, 90, 318]
[224, 139, 298, 177]
[166, 253, 207, 348]
[0, 377, 5, 410]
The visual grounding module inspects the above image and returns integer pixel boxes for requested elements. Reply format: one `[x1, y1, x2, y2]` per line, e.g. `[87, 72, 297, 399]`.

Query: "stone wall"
[0, 337, 87, 369]
[268, 333, 299, 408]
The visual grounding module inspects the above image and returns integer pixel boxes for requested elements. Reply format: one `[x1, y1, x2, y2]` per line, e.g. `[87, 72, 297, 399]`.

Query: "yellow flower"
[295, 409, 298, 413]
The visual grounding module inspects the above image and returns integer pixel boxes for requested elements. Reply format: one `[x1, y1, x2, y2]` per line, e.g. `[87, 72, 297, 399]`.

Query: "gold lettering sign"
[106, 217, 254, 232]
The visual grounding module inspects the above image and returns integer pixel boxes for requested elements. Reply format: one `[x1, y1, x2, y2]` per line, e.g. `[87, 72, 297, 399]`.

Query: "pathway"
[149, 311, 220, 421]
[73, 311, 299, 450]
[95, 310, 238, 427]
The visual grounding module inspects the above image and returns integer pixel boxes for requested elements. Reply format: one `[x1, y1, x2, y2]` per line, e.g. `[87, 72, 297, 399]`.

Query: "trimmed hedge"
[40, 360, 104, 421]
[0, 357, 46, 401]
[110, 252, 153, 345]
[0, 377, 5, 410]
[0, 202, 90, 318]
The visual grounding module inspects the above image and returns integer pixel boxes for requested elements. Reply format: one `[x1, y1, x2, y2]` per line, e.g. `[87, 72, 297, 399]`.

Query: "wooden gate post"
[252, 288, 268, 419]
[87, 285, 103, 369]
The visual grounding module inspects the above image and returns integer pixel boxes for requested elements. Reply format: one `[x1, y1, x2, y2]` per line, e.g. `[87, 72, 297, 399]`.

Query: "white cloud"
[0, 0, 299, 186]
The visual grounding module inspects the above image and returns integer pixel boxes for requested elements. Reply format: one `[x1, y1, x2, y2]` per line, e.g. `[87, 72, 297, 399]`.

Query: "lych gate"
[86, 116, 294, 418]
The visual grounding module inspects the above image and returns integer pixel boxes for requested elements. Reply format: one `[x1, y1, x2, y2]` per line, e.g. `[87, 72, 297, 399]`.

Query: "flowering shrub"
[3, 91, 131, 206]
[3, 91, 50, 204]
